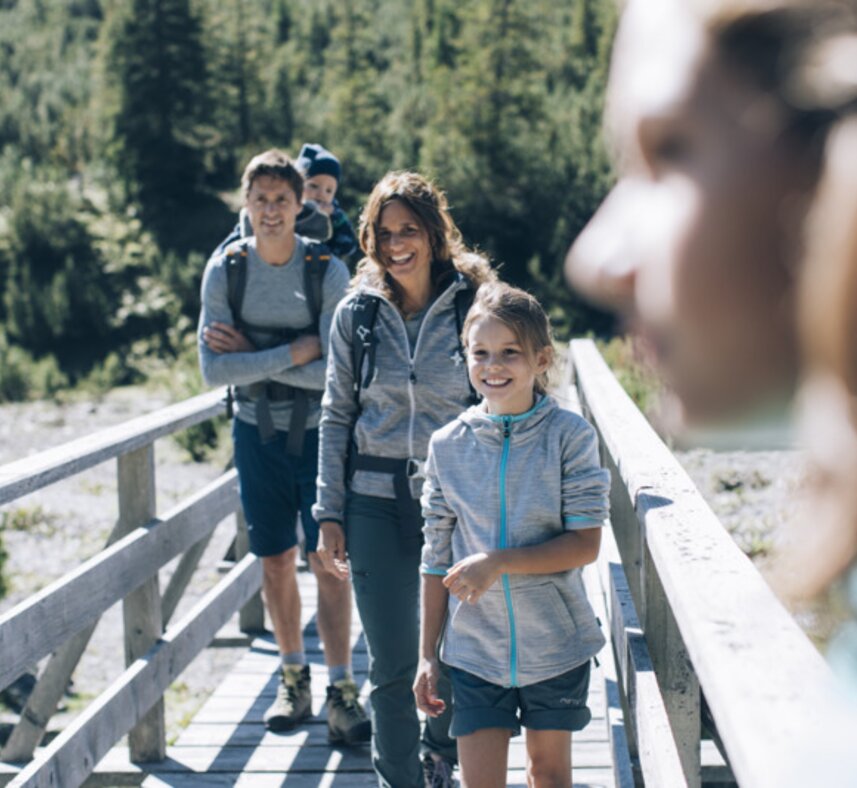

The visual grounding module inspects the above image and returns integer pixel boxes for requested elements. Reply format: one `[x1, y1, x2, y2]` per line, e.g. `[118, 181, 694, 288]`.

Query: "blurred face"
[304, 174, 338, 211]
[244, 175, 301, 245]
[467, 317, 548, 415]
[377, 199, 432, 295]
[566, 0, 816, 424]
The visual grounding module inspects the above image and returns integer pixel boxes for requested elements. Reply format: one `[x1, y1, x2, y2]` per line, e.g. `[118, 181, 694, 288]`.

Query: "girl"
[415, 282, 610, 788]
[314, 171, 495, 788]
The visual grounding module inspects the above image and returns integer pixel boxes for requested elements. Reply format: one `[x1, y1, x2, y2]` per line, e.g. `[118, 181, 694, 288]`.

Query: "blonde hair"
[352, 171, 495, 306]
[462, 282, 555, 396]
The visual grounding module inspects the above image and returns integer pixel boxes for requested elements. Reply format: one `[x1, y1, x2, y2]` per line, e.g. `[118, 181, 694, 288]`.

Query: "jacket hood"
[458, 394, 557, 446]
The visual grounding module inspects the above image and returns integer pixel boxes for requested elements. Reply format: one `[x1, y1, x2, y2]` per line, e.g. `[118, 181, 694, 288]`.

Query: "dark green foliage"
[0, 0, 620, 403]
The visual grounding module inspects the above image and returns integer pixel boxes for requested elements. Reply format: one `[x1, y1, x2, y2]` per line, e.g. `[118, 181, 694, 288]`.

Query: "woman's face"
[566, 0, 817, 424]
[376, 199, 433, 295]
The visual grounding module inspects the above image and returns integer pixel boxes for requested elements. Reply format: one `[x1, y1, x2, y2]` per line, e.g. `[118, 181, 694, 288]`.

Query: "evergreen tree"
[99, 0, 210, 222]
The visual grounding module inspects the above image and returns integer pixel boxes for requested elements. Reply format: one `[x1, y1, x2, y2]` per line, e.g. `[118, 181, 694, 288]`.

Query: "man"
[198, 149, 369, 744]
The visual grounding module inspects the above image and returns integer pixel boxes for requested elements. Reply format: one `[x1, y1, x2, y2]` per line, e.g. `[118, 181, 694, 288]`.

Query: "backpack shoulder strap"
[453, 284, 480, 404]
[303, 242, 332, 331]
[350, 293, 381, 407]
[224, 240, 250, 330]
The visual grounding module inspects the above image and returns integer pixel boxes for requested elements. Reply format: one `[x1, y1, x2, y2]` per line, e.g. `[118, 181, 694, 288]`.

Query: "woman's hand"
[317, 520, 350, 580]
[413, 657, 446, 717]
[203, 322, 255, 354]
[443, 552, 502, 604]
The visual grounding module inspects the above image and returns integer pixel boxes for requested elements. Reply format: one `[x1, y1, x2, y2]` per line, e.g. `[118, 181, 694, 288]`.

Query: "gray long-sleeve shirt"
[421, 395, 610, 687]
[312, 273, 477, 523]
[197, 236, 350, 430]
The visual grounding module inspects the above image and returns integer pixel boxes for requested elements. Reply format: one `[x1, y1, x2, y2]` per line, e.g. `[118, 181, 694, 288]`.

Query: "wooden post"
[235, 510, 265, 633]
[642, 536, 701, 788]
[117, 444, 165, 762]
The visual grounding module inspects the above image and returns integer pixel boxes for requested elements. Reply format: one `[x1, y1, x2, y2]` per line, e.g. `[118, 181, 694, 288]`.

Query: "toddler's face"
[304, 174, 338, 214]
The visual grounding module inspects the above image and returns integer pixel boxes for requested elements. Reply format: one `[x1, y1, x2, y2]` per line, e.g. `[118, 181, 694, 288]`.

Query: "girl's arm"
[414, 574, 449, 717]
[443, 528, 601, 604]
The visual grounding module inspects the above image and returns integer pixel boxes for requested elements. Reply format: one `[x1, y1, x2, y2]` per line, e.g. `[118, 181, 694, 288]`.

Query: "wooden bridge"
[1, 340, 855, 787]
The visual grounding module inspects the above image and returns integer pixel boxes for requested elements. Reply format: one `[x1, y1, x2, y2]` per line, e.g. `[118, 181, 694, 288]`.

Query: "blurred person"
[565, 0, 841, 427]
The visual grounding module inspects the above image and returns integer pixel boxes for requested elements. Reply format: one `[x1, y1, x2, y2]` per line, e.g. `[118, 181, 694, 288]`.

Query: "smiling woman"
[313, 171, 495, 787]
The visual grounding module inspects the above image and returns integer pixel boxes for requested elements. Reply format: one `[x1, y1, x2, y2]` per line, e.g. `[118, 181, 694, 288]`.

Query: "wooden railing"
[0, 389, 263, 788]
[570, 339, 857, 788]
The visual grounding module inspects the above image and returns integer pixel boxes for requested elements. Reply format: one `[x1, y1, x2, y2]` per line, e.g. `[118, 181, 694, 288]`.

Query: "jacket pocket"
[514, 582, 578, 670]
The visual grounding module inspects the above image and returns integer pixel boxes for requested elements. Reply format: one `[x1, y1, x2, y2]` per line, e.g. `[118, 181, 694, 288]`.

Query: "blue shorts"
[232, 418, 320, 557]
[448, 661, 592, 737]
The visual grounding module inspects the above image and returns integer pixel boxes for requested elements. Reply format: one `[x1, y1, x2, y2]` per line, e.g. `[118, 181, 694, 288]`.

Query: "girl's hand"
[413, 657, 446, 717]
[443, 552, 502, 604]
[317, 521, 350, 580]
[203, 322, 255, 353]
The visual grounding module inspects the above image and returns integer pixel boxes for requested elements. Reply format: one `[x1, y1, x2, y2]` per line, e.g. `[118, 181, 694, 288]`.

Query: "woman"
[313, 171, 495, 788]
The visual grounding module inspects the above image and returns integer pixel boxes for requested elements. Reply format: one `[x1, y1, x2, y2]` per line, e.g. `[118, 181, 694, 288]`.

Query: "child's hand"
[413, 657, 446, 717]
[443, 552, 502, 604]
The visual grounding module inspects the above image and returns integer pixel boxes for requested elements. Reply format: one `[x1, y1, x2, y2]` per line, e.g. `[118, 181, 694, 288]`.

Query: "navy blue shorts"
[448, 661, 592, 737]
[232, 418, 320, 557]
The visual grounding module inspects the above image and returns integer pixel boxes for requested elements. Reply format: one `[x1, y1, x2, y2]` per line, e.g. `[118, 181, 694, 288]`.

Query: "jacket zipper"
[499, 416, 518, 687]
[384, 284, 459, 462]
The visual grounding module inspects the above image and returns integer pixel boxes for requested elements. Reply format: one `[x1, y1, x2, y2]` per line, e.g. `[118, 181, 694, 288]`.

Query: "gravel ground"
[0, 387, 826, 749]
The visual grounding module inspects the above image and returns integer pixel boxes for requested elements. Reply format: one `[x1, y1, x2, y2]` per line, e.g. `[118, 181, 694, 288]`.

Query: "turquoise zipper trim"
[499, 415, 517, 687]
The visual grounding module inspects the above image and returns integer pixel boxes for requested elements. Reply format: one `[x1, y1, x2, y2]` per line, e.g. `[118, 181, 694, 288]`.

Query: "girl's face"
[377, 199, 433, 295]
[566, 0, 816, 425]
[466, 316, 549, 416]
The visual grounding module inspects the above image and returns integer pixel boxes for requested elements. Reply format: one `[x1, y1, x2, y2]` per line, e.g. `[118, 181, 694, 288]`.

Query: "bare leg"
[458, 728, 512, 788]
[525, 729, 571, 788]
[309, 552, 353, 668]
[261, 547, 303, 655]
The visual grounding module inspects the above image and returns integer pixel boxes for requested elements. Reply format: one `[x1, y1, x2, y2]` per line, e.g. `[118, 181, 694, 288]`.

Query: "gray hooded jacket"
[312, 273, 476, 523]
[421, 396, 610, 687]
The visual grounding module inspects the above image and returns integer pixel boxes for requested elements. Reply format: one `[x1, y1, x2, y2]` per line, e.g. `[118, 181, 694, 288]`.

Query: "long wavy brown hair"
[352, 171, 495, 307]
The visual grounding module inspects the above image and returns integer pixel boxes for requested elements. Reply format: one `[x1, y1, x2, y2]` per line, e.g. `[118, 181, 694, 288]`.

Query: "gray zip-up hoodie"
[312, 273, 476, 523]
[420, 396, 610, 687]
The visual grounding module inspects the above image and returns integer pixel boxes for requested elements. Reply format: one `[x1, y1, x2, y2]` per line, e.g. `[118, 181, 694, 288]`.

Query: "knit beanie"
[296, 143, 341, 182]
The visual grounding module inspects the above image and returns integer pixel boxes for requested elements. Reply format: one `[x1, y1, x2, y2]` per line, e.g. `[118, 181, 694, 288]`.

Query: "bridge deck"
[96, 570, 619, 787]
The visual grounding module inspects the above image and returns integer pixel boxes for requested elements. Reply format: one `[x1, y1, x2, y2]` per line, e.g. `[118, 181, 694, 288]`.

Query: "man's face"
[244, 175, 301, 243]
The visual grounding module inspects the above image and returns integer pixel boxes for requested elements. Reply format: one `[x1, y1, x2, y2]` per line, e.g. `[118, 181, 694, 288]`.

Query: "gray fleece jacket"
[312, 273, 476, 523]
[198, 237, 350, 431]
[420, 396, 610, 687]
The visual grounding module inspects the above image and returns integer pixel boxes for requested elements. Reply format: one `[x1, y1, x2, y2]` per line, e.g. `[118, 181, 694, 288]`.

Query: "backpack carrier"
[224, 239, 330, 456]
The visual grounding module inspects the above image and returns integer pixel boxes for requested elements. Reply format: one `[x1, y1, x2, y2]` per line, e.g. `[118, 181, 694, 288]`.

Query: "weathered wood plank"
[0, 389, 228, 506]
[571, 339, 857, 787]
[118, 445, 166, 762]
[7, 554, 262, 788]
[0, 471, 239, 693]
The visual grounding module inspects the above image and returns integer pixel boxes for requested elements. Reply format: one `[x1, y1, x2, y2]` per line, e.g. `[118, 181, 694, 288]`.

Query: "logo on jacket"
[450, 349, 465, 366]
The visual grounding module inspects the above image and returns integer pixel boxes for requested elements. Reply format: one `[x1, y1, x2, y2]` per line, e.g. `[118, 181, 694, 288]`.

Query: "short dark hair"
[241, 149, 304, 201]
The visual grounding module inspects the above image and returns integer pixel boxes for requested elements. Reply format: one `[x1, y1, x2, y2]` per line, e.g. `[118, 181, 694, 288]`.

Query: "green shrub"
[0, 330, 68, 402]
[596, 335, 662, 417]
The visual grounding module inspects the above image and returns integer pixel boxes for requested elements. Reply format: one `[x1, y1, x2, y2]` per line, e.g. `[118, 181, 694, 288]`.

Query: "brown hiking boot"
[264, 664, 312, 732]
[326, 677, 371, 745]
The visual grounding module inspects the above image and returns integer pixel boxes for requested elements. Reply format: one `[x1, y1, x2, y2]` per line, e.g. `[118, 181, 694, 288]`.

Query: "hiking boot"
[422, 753, 457, 788]
[326, 677, 371, 745]
[264, 665, 312, 732]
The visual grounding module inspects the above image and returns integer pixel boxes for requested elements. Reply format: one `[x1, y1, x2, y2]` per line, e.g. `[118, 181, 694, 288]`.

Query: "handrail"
[0, 387, 262, 780]
[0, 388, 228, 506]
[570, 338, 857, 787]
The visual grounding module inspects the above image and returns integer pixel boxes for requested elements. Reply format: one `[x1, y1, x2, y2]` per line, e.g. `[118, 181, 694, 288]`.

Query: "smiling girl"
[415, 282, 610, 788]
